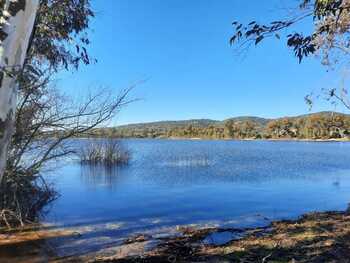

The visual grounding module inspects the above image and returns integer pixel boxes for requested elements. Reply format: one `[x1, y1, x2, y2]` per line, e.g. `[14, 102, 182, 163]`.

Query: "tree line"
[95, 112, 350, 140]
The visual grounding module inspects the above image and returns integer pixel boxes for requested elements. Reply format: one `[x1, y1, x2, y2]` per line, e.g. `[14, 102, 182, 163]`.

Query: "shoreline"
[168, 137, 350, 142]
[75, 136, 350, 142]
[125, 136, 350, 143]
[1, 208, 350, 262]
[90, 209, 350, 262]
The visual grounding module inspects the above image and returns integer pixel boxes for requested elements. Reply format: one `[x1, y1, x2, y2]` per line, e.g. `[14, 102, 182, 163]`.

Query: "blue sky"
[58, 0, 346, 125]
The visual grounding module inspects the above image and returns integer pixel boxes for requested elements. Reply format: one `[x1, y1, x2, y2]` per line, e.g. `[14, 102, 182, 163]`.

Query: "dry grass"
[90, 210, 350, 263]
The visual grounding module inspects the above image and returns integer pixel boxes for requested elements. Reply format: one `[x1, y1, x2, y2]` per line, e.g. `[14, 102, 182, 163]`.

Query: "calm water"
[47, 139, 350, 228]
[34, 139, 350, 257]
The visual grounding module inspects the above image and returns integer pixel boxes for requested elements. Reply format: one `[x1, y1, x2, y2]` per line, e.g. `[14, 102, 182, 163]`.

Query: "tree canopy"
[230, 0, 350, 65]
[27, 0, 95, 72]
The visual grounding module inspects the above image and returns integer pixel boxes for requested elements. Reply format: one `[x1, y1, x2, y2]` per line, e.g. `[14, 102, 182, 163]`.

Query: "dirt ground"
[2, 210, 350, 262]
[90, 211, 350, 263]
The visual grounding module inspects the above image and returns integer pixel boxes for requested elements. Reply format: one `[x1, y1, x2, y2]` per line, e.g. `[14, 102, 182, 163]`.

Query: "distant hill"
[293, 111, 350, 119]
[116, 119, 219, 130]
[91, 111, 350, 140]
[116, 112, 349, 130]
[223, 116, 271, 126]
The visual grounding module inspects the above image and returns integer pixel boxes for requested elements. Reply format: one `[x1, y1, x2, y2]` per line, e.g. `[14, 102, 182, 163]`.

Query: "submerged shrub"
[0, 168, 57, 228]
[78, 139, 131, 166]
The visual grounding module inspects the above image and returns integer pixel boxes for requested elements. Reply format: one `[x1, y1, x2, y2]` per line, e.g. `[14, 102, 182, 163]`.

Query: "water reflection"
[80, 164, 126, 189]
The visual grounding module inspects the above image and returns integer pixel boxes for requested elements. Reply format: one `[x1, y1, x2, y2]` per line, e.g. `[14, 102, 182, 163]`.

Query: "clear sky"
[58, 0, 347, 125]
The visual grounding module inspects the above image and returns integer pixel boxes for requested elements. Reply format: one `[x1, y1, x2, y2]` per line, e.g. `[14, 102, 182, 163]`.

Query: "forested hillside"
[92, 112, 350, 140]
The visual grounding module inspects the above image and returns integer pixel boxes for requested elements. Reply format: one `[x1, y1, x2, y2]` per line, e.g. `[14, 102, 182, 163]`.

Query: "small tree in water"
[78, 139, 131, 166]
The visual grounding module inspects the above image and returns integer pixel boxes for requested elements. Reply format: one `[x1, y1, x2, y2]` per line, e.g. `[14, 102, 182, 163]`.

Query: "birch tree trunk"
[0, 0, 39, 182]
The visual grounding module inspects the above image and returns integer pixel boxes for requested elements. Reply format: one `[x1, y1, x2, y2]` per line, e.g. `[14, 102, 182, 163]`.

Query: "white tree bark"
[0, 0, 39, 182]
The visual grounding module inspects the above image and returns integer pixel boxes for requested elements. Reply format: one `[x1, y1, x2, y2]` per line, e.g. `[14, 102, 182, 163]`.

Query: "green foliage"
[230, 0, 350, 65]
[97, 112, 350, 140]
[27, 0, 95, 71]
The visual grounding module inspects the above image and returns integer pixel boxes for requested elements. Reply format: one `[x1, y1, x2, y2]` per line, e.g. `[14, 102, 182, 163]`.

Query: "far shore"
[167, 137, 350, 142]
[91, 136, 350, 142]
[75, 135, 350, 143]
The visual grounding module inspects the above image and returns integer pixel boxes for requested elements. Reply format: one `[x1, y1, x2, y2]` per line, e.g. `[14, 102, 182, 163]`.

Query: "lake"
[4, 139, 350, 260]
